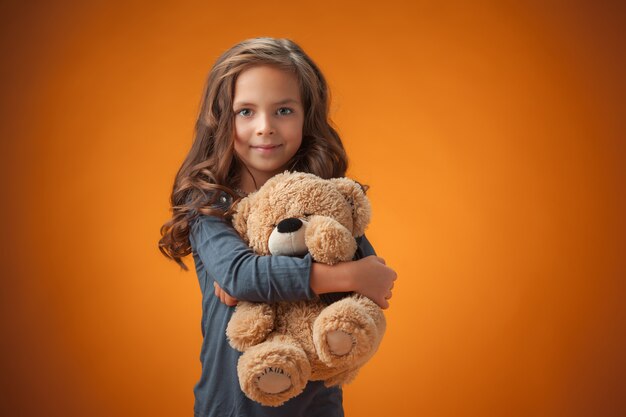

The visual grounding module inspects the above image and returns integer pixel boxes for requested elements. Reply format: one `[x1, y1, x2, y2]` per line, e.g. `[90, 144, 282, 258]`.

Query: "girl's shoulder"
[189, 210, 231, 231]
[188, 213, 235, 255]
[187, 189, 237, 224]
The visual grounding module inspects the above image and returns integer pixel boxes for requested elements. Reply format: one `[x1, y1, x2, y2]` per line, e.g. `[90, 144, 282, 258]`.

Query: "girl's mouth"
[252, 144, 282, 153]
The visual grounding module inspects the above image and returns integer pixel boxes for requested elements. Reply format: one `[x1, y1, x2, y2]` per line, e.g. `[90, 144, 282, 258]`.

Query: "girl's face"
[232, 65, 304, 190]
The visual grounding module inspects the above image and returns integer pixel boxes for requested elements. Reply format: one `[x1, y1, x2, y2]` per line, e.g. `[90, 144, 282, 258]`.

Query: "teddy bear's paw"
[305, 216, 357, 265]
[314, 323, 373, 368]
[326, 330, 355, 356]
[313, 298, 382, 368]
[257, 367, 292, 394]
[237, 337, 311, 407]
[226, 302, 275, 351]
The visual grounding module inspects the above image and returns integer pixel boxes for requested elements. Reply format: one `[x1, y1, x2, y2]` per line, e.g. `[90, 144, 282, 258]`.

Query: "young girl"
[159, 37, 397, 417]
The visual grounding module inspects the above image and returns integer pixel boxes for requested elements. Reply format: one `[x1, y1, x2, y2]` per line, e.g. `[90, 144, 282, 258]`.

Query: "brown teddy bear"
[226, 171, 386, 406]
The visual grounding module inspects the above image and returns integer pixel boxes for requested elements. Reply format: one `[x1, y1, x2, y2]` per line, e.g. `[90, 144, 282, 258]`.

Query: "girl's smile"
[232, 65, 304, 192]
[251, 143, 283, 153]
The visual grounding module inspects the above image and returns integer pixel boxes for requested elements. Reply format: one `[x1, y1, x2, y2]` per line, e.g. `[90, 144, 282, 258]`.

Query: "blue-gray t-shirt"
[188, 214, 376, 417]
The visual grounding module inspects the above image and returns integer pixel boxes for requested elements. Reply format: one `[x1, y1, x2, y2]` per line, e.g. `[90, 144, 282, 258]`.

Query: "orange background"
[2, 1, 625, 416]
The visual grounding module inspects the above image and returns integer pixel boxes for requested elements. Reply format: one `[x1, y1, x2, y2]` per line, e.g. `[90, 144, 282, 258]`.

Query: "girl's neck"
[237, 169, 276, 194]
[236, 175, 257, 194]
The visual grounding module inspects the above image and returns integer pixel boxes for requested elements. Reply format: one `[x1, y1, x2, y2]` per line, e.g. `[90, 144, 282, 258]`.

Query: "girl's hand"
[349, 256, 397, 309]
[213, 281, 238, 306]
[310, 255, 398, 309]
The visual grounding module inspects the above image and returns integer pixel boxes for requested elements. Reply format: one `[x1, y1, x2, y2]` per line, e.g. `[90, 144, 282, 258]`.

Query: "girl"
[159, 37, 397, 417]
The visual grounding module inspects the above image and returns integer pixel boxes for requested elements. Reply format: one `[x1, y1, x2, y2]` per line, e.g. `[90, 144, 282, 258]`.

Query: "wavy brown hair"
[159, 37, 349, 270]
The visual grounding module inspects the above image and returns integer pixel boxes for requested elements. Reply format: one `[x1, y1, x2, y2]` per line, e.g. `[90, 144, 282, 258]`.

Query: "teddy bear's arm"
[226, 301, 276, 351]
[305, 216, 357, 265]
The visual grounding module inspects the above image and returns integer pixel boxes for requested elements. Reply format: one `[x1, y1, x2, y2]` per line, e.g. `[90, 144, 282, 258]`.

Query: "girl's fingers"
[224, 293, 237, 306]
[214, 281, 238, 306]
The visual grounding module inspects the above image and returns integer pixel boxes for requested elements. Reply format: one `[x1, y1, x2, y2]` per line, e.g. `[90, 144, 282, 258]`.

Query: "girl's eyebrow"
[233, 98, 300, 107]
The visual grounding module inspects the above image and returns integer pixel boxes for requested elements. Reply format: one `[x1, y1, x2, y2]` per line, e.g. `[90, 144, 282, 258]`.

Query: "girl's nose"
[256, 114, 275, 136]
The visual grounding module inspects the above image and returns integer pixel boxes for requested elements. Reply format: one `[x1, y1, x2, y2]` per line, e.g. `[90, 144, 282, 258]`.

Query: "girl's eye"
[277, 107, 293, 116]
[237, 109, 252, 117]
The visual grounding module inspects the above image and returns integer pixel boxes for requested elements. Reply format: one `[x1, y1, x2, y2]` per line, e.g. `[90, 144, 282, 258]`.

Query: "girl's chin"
[241, 164, 289, 180]
[249, 159, 293, 173]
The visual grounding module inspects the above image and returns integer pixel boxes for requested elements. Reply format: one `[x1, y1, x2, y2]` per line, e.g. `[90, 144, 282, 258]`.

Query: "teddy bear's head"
[232, 172, 371, 265]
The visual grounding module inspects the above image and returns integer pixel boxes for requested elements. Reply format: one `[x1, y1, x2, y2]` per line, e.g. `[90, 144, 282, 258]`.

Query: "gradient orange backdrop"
[2, 1, 625, 416]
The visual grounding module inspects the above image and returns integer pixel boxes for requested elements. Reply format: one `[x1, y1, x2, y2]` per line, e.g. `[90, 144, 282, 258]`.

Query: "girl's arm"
[195, 215, 396, 308]
[190, 214, 317, 303]
[307, 233, 396, 308]
[310, 255, 396, 309]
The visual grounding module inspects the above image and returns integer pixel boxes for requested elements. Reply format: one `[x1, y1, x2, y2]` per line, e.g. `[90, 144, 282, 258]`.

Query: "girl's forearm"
[309, 262, 352, 295]
[310, 256, 397, 310]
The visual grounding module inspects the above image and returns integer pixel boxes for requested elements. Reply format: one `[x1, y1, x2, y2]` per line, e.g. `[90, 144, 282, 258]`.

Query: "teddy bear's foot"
[237, 335, 311, 407]
[257, 367, 292, 394]
[313, 295, 386, 368]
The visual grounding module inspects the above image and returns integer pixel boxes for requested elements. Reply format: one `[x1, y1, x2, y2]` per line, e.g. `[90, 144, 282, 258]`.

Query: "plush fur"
[226, 172, 386, 407]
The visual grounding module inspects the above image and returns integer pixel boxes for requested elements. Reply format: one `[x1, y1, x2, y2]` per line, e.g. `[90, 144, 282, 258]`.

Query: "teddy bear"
[225, 171, 386, 407]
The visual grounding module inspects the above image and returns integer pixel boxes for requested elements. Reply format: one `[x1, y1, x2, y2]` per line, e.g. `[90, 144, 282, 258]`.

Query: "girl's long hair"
[159, 37, 349, 270]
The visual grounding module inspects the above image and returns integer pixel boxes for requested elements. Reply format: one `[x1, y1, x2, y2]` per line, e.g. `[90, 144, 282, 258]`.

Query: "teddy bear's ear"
[231, 196, 252, 243]
[329, 178, 372, 237]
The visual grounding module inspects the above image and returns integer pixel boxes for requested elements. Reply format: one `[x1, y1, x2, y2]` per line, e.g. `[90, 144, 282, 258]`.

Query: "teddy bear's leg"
[313, 295, 386, 368]
[226, 301, 275, 351]
[237, 333, 311, 407]
[324, 367, 361, 388]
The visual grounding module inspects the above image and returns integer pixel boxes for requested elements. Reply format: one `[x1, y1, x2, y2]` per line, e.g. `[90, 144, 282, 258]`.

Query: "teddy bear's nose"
[276, 218, 303, 233]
